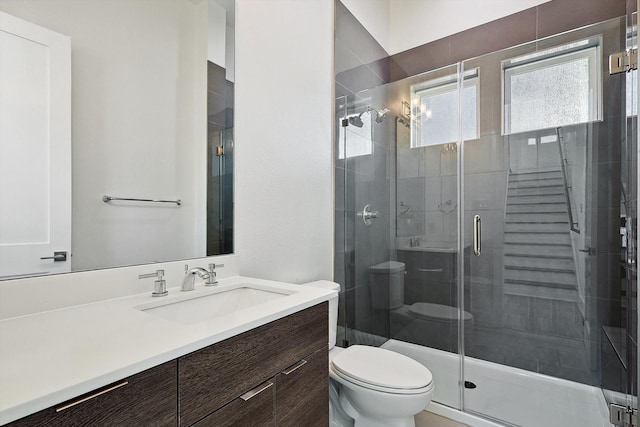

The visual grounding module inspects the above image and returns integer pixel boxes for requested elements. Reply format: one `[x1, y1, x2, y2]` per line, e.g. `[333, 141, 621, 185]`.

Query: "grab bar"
[103, 195, 181, 206]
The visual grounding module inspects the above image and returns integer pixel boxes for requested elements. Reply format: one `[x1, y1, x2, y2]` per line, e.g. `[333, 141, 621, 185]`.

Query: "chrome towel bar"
[102, 195, 181, 206]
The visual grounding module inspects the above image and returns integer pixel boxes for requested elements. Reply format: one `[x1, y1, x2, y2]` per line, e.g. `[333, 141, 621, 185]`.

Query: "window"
[503, 37, 602, 135]
[410, 70, 479, 148]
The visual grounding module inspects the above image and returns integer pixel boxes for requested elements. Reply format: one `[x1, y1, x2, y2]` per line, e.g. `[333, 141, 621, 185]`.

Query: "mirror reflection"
[0, 0, 234, 279]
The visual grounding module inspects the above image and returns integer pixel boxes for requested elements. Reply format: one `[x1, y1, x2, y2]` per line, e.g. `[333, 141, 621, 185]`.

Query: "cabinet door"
[398, 250, 456, 305]
[7, 361, 177, 427]
[275, 348, 328, 427]
[179, 302, 327, 426]
[193, 381, 275, 427]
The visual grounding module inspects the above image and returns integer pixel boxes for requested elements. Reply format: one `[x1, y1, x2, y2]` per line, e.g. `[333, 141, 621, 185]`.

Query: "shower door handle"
[473, 215, 481, 256]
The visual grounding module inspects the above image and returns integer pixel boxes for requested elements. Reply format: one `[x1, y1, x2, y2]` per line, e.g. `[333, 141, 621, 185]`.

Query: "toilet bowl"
[303, 281, 433, 427]
[368, 261, 474, 352]
[390, 302, 474, 352]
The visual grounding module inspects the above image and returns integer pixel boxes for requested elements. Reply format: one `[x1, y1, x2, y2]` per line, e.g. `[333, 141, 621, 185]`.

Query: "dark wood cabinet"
[192, 380, 275, 427]
[398, 250, 457, 306]
[275, 347, 329, 427]
[178, 302, 327, 426]
[7, 360, 177, 427]
[6, 302, 328, 427]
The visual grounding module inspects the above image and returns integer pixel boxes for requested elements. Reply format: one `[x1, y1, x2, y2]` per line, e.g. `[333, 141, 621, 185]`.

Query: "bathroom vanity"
[0, 276, 333, 426]
[398, 244, 470, 306]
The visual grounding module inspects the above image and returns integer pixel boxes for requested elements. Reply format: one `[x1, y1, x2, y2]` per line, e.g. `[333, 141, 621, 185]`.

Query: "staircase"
[503, 169, 578, 302]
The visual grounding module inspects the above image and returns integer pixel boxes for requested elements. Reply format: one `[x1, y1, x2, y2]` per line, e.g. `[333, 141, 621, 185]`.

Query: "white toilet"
[304, 281, 434, 427]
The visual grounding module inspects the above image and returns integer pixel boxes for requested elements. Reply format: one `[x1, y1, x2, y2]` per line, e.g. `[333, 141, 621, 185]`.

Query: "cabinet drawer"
[399, 251, 455, 282]
[7, 360, 177, 427]
[178, 302, 327, 426]
[275, 348, 328, 427]
[193, 381, 275, 427]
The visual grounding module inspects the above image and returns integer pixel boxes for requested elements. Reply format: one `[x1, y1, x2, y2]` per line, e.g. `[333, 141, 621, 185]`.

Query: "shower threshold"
[382, 339, 610, 427]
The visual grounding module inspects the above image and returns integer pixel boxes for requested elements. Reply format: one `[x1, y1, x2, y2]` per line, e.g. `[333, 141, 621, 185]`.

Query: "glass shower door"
[461, 16, 630, 426]
[390, 63, 464, 409]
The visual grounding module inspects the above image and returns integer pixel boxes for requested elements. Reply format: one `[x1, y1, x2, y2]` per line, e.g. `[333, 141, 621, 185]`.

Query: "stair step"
[508, 191, 565, 198]
[504, 243, 573, 256]
[504, 255, 575, 270]
[506, 203, 567, 213]
[504, 232, 571, 244]
[509, 170, 562, 181]
[506, 195, 566, 205]
[505, 222, 568, 232]
[504, 251, 573, 259]
[506, 213, 569, 223]
[504, 277, 576, 289]
[505, 241, 570, 247]
[504, 268, 577, 288]
[504, 282, 578, 302]
[508, 186, 565, 196]
[505, 264, 575, 274]
[508, 179, 564, 189]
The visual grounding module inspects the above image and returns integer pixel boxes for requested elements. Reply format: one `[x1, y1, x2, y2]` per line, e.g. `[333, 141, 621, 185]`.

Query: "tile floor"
[415, 411, 470, 427]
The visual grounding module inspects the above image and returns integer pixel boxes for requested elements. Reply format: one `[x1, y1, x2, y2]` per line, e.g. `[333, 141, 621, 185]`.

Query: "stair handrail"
[555, 127, 580, 233]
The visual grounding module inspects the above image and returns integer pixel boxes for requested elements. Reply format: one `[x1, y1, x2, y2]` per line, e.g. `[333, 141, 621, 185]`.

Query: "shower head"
[348, 114, 364, 128]
[374, 108, 390, 123]
[347, 106, 389, 128]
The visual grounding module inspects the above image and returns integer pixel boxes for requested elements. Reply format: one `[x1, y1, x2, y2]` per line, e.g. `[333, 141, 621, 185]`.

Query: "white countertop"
[0, 276, 336, 425]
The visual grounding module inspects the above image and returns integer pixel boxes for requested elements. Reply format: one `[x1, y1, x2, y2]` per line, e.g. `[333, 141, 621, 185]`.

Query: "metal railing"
[555, 127, 580, 233]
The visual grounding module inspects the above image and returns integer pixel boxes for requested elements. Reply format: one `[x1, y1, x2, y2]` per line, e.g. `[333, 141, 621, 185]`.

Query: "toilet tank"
[369, 261, 405, 310]
[302, 280, 340, 349]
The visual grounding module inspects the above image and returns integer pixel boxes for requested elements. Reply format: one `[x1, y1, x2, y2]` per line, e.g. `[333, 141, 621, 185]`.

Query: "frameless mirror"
[0, 0, 234, 280]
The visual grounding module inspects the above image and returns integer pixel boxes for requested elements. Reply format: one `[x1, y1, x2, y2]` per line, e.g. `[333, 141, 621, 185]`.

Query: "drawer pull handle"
[281, 359, 307, 375]
[417, 268, 443, 273]
[240, 381, 273, 401]
[55, 381, 128, 412]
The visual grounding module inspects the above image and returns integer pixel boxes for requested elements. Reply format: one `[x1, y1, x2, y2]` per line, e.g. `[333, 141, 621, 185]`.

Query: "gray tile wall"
[388, 0, 625, 83]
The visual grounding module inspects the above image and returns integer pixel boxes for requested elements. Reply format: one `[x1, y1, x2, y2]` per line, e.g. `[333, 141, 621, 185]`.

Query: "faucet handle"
[138, 270, 167, 297]
[139, 269, 164, 280]
[205, 263, 224, 286]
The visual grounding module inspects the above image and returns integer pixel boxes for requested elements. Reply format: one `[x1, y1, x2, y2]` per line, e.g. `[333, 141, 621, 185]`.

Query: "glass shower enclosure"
[336, 11, 638, 427]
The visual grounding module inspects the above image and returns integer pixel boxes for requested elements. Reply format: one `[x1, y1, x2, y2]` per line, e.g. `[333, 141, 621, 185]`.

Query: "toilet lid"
[368, 261, 405, 273]
[409, 302, 473, 322]
[331, 345, 432, 390]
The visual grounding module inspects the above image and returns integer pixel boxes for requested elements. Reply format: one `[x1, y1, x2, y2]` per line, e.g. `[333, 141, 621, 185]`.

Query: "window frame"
[502, 37, 602, 135]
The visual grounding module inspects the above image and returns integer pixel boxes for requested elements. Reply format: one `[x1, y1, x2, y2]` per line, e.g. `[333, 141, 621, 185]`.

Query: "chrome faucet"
[181, 265, 210, 292]
[409, 237, 424, 247]
[205, 263, 225, 286]
[139, 269, 168, 297]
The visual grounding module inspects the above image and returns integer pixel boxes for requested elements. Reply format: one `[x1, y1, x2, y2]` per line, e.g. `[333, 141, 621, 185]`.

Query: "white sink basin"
[136, 284, 294, 324]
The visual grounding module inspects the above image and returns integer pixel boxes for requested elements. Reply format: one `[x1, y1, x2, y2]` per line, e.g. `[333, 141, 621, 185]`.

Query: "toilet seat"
[408, 302, 473, 323]
[330, 345, 433, 395]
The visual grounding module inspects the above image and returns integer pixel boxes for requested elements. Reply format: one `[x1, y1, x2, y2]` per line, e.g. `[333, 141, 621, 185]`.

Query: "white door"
[0, 12, 71, 279]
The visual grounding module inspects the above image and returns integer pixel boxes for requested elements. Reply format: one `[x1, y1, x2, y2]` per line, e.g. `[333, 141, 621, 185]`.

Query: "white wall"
[234, 0, 334, 284]
[341, 0, 391, 53]
[208, 0, 226, 67]
[389, 0, 551, 54]
[0, 0, 208, 270]
[343, 0, 551, 55]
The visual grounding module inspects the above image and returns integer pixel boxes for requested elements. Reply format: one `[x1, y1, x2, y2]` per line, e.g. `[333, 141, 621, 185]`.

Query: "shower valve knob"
[358, 204, 379, 226]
